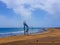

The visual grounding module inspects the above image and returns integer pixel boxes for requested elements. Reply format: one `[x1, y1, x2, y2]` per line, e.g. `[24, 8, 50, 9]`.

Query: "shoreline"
[0, 28, 47, 38]
[0, 28, 60, 45]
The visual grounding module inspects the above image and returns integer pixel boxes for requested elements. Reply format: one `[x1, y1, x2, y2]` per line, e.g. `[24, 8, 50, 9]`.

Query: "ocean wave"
[0, 29, 44, 37]
[0, 31, 24, 34]
[0, 31, 24, 37]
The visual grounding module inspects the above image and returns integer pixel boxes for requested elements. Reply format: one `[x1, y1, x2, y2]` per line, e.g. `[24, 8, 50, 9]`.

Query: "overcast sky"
[0, 0, 60, 28]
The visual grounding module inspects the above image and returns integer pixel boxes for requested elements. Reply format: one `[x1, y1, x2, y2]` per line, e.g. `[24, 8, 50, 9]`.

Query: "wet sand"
[0, 28, 60, 45]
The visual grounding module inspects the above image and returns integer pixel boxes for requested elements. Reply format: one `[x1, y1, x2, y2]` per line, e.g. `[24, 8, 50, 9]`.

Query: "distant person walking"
[23, 21, 29, 35]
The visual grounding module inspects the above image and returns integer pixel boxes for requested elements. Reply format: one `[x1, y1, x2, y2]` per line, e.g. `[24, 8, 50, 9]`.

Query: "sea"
[0, 28, 47, 38]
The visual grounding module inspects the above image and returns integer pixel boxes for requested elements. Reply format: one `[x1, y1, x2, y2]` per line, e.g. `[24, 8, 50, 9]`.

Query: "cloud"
[1, 0, 60, 16]
[0, 0, 60, 27]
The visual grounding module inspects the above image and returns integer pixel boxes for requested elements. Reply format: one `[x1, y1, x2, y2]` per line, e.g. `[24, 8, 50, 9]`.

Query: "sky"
[0, 0, 60, 28]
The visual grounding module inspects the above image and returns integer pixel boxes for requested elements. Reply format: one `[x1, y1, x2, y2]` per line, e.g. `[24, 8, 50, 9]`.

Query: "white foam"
[0, 31, 24, 34]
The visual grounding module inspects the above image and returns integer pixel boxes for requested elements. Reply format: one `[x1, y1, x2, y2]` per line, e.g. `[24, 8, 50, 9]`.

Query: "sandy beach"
[0, 28, 60, 45]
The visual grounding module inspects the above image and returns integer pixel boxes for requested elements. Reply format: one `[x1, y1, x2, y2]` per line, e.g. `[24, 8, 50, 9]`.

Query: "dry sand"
[0, 28, 60, 45]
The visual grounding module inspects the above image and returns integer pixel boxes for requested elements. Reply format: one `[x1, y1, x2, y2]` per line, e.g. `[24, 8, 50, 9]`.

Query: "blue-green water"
[0, 28, 46, 37]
